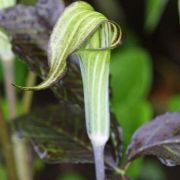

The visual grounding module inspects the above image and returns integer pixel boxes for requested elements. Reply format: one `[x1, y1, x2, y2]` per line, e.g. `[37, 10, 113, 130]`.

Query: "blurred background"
[0, 0, 180, 179]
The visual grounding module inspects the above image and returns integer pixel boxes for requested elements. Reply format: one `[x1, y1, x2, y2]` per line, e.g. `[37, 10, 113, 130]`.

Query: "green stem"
[104, 157, 126, 177]
[121, 161, 131, 173]
[22, 71, 36, 114]
[18, 71, 37, 180]
[2, 58, 16, 119]
[2, 58, 32, 180]
[12, 137, 31, 180]
[0, 101, 18, 180]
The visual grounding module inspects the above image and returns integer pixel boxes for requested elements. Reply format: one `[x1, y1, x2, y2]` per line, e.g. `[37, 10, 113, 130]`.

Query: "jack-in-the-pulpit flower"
[15, 2, 122, 180]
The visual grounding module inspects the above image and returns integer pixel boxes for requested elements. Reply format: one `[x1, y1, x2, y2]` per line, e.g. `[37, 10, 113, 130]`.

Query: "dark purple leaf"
[14, 104, 91, 163]
[36, 0, 65, 27]
[126, 112, 180, 167]
[13, 104, 122, 169]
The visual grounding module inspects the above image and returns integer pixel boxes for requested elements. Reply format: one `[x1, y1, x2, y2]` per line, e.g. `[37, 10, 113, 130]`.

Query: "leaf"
[14, 58, 28, 85]
[14, 104, 91, 163]
[126, 112, 180, 167]
[126, 158, 143, 178]
[0, 0, 64, 64]
[0, 57, 27, 85]
[168, 94, 180, 112]
[0, 0, 64, 53]
[111, 114, 147, 179]
[139, 160, 166, 180]
[36, 0, 65, 27]
[0, 164, 7, 180]
[110, 47, 152, 106]
[144, 0, 169, 33]
[13, 104, 122, 168]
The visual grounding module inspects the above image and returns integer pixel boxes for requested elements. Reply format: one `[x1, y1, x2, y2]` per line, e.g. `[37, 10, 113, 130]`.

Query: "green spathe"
[15, 1, 121, 90]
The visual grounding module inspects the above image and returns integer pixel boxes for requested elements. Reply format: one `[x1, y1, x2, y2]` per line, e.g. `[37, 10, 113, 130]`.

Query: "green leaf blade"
[144, 0, 169, 33]
[110, 47, 152, 106]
